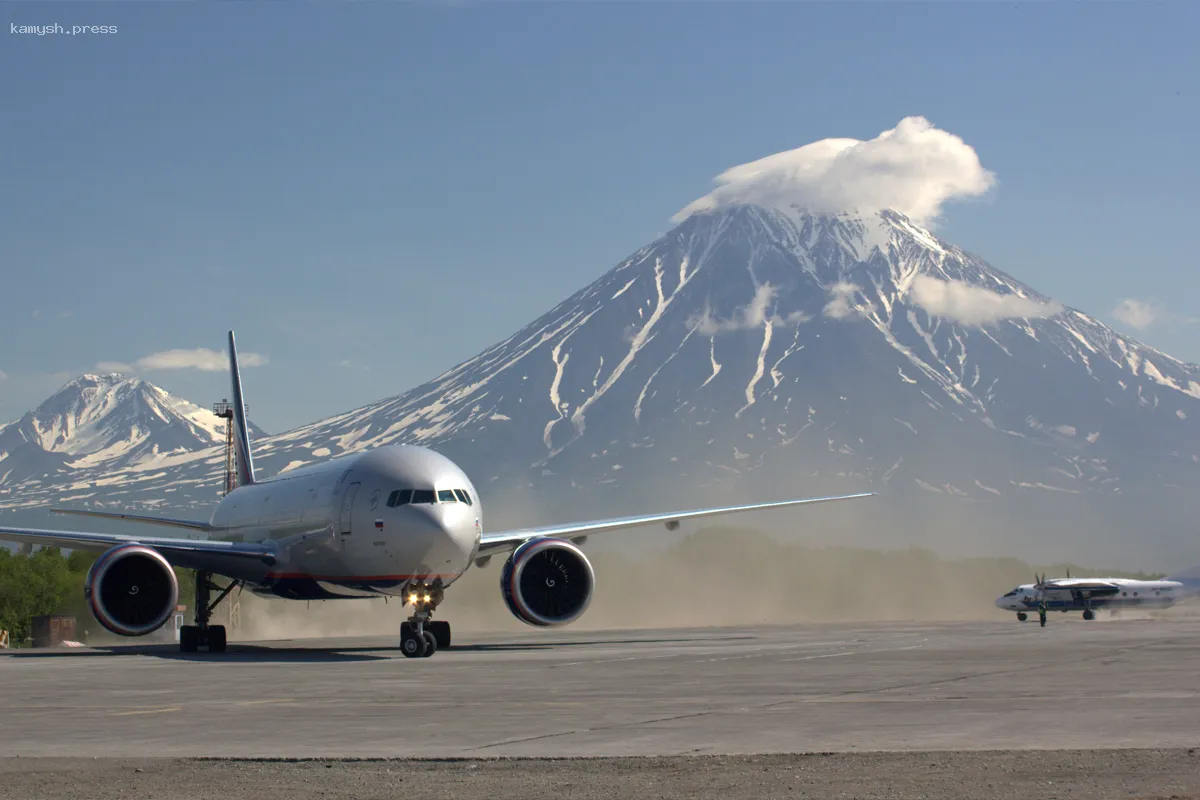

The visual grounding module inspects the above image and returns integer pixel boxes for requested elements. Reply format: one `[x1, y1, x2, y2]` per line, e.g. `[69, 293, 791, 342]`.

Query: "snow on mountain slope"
[0, 374, 264, 489]
[2, 204, 1199, 562]
[248, 205, 1200, 489]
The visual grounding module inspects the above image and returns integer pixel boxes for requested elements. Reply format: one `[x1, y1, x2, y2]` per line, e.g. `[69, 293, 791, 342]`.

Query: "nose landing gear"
[399, 579, 451, 659]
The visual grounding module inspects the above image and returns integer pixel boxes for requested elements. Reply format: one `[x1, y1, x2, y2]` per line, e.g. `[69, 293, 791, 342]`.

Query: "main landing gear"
[400, 579, 451, 659]
[180, 571, 241, 654]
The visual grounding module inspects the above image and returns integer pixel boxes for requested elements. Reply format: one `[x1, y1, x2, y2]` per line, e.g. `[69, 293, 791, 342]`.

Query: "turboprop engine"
[500, 538, 595, 627]
[85, 544, 179, 636]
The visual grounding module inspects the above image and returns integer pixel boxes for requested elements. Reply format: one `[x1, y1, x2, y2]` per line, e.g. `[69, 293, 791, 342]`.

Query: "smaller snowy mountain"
[0, 374, 264, 486]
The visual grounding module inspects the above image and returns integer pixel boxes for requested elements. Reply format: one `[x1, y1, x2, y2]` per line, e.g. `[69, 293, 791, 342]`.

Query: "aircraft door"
[339, 482, 361, 537]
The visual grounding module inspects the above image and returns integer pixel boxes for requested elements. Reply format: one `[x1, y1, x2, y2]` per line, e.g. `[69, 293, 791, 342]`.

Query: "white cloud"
[690, 284, 810, 335]
[674, 116, 996, 226]
[909, 276, 1062, 325]
[823, 282, 872, 320]
[1113, 299, 1163, 329]
[95, 361, 134, 374]
[96, 348, 268, 375]
[1112, 298, 1197, 330]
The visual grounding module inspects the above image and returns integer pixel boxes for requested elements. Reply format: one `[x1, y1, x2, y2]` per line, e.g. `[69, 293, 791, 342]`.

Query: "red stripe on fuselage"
[263, 573, 459, 581]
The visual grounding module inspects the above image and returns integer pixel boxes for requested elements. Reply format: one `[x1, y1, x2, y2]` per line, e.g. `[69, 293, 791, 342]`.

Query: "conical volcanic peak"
[251, 202, 1200, 498]
[0, 374, 263, 488]
[2, 201, 1198, 556]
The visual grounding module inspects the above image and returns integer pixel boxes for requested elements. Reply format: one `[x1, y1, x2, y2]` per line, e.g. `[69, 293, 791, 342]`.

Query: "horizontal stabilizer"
[51, 508, 212, 532]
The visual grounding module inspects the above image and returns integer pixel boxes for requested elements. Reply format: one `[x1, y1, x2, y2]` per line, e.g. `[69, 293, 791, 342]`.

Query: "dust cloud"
[221, 523, 1160, 643]
[203, 461, 1184, 643]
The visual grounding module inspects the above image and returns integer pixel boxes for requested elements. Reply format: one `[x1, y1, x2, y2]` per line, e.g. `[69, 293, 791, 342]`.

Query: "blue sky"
[2, 1, 1197, 433]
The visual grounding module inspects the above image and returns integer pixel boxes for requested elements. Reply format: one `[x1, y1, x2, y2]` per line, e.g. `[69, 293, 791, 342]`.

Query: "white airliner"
[0, 331, 874, 657]
[996, 569, 1200, 623]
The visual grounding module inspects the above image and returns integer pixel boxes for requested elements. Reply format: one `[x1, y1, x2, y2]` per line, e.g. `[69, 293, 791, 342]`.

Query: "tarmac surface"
[3, 751, 1200, 800]
[3, 617, 1200, 759]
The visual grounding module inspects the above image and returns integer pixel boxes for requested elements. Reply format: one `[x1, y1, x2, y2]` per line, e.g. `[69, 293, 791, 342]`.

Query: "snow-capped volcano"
[0, 374, 264, 486]
[2, 204, 1198, 560]
[249, 204, 1200, 492]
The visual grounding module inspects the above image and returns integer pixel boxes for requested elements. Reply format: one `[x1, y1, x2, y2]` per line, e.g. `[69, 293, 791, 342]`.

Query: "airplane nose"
[409, 506, 476, 567]
[441, 514, 477, 561]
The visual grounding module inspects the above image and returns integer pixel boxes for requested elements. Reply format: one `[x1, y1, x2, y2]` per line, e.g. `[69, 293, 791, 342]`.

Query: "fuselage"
[205, 444, 482, 601]
[995, 578, 1192, 613]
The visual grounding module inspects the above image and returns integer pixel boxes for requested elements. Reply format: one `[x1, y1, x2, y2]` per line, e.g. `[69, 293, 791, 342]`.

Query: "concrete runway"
[3, 618, 1200, 758]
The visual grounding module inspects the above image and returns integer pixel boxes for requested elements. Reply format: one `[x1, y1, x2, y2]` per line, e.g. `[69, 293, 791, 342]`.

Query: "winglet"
[228, 330, 257, 487]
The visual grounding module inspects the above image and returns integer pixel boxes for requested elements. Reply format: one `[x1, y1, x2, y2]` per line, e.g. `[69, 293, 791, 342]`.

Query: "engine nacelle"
[500, 537, 595, 627]
[85, 544, 179, 637]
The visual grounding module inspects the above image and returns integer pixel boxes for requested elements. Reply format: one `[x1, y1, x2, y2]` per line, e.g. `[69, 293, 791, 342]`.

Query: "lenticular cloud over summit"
[673, 116, 995, 225]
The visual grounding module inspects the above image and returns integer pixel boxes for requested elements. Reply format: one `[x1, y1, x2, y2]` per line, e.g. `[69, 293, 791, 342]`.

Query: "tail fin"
[228, 330, 257, 487]
[1166, 565, 1200, 585]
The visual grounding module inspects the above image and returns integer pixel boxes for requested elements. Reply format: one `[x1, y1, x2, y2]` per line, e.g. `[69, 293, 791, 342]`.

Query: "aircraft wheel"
[180, 626, 200, 653]
[1082, 610, 1095, 621]
[208, 625, 228, 652]
[1016, 612, 1027, 622]
[421, 630, 438, 658]
[429, 620, 451, 649]
[400, 629, 427, 659]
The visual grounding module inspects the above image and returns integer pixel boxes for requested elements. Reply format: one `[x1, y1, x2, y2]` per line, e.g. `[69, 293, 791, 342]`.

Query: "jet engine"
[85, 544, 179, 637]
[500, 538, 595, 627]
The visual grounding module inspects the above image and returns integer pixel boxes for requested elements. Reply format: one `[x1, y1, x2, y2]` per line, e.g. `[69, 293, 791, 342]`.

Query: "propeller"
[1032, 572, 1050, 608]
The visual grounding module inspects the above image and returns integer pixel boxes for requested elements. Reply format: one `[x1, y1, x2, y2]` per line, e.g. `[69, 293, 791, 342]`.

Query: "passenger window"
[438, 490, 457, 503]
[411, 489, 435, 504]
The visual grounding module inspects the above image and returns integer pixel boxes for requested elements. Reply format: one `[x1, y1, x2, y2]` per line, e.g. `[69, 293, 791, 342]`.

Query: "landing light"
[423, 594, 431, 602]
[408, 594, 418, 604]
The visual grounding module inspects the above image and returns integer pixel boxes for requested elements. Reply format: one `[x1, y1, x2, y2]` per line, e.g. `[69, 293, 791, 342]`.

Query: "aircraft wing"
[476, 491, 875, 559]
[0, 524, 277, 581]
[1042, 579, 1121, 594]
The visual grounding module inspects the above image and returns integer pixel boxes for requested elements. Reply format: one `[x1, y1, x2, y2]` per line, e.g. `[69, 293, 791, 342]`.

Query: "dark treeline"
[0, 548, 195, 646]
[0, 547, 96, 644]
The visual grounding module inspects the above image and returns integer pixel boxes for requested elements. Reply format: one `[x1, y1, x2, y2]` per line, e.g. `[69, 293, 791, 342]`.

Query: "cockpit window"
[411, 489, 436, 504]
[437, 489, 457, 503]
[1002, 589, 1019, 597]
[387, 489, 413, 507]
[453, 489, 472, 505]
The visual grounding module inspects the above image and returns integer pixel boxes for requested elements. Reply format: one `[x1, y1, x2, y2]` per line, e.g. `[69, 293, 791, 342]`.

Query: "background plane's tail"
[228, 330, 257, 487]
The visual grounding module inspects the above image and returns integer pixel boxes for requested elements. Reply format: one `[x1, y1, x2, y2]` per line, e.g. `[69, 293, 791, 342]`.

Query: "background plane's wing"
[50, 508, 213, 532]
[0, 525, 276, 581]
[476, 492, 874, 559]
[1042, 579, 1122, 595]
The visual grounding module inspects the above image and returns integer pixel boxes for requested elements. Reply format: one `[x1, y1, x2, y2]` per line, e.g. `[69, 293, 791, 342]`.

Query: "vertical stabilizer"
[227, 330, 257, 487]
